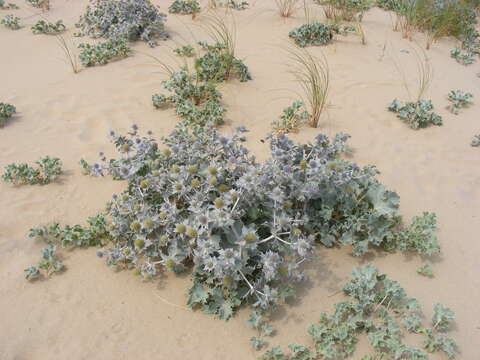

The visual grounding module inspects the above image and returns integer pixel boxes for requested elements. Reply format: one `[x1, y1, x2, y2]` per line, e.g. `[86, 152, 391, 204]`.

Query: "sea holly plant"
[2, 156, 62, 185]
[78, 39, 131, 67]
[388, 99, 443, 129]
[76, 0, 169, 47]
[288, 22, 354, 47]
[0, 14, 20, 29]
[77, 124, 441, 320]
[261, 265, 458, 359]
[174, 44, 195, 57]
[417, 263, 433, 278]
[223, 0, 249, 10]
[272, 101, 311, 134]
[471, 134, 480, 147]
[31, 19, 66, 34]
[25, 0, 49, 10]
[168, 0, 201, 18]
[0, 1, 19, 9]
[0, 102, 16, 126]
[26, 215, 110, 280]
[446, 90, 473, 114]
[247, 310, 274, 351]
[24, 245, 63, 280]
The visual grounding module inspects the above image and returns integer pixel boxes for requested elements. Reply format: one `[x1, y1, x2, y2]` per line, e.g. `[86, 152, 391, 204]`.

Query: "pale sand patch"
[1, 1, 479, 359]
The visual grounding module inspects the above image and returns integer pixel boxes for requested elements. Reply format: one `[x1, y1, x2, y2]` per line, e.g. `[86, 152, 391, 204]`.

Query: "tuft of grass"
[274, 0, 300, 17]
[55, 34, 80, 74]
[413, 46, 433, 101]
[288, 48, 329, 128]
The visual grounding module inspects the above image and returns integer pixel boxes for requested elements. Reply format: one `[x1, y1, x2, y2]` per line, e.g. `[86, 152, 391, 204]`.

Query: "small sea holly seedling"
[0, 14, 20, 29]
[25, 245, 64, 280]
[288, 22, 354, 47]
[2, 156, 62, 185]
[26, 0, 49, 9]
[168, 0, 201, 18]
[471, 134, 480, 147]
[78, 39, 131, 67]
[246, 310, 274, 351]
[417, 263, 434, 278]
[31, 19, 66, 34]
[174, 44, 195, 57]
[388, 99, 443, 129]
[224, 0, 248, 10]
[446, 90, 473, 114]
[0, 102, 16, 126]
[272, 101, 310, 134]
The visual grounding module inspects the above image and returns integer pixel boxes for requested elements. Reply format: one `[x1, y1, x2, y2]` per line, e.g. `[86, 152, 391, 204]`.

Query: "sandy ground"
[1, 0, 479, 359]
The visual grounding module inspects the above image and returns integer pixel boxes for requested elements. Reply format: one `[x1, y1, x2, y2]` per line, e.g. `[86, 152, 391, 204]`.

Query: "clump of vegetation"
[388, 99, 443, 129]
[247, 311, 274, 351]
[450, 29, 480, 65]
[31, 19, 66, 34]
[446, 89, 473, 114]
[76, 0, 169, 47]
[417, 263, 434, 278]
[152, 68, 226, 127]
[288, 48, 329, 128]
[2, 156, 62, 185]
[274, 0, 300, 17]
[77, 124, 441, 319]
[261, 265, 458, 359]
[315, 0, 372, 22]
[0, 102, 16, 126]
[168, 0, 201, 18]
[224, 0, 248, 10]
[25, 0, 49, 10]
[272, 101, 310, 134]
[56, 34, 80, 74]
[174, 44, 195, 57]
[0, 0, 19, 9]
[1, 14, 20, 29]
[289, 22, 354, 47]
[471, 134, 480, 147]
[195, 41, 251, 82]
[25, 215, 110, 280]
[78, 39, 131, 67]
[24, 245, 63, 280]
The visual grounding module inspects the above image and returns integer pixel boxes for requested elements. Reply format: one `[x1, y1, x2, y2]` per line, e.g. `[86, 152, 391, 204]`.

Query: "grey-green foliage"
[2, 156, 62, 185]
[0, 102, 16, 126]
[266, 265, 457, 360]
[174, 44, 195, 57]
[388, 99, 443, 129]
[288, 22, 354, 47]
[272, 101, 311, 134]
[24, 245, 64, 280]
[446, 89, 473, 114]
[395, 212, 440, 256]
[78, 39, 131, 67]
[417, 263, 433, 278]
[471, 134, 480, 147]
[80, 125, 440, 321]
[25, 0, 48, 8]
[31, 19, 66, 34]
[0, 1, 19, 9]
[76, 0, 169, 47]
[247, 310, 274, 351]
[1, 14, 20, 29]
[451, 29, 480, 65]
[195, 41, 252, 83]
[168, 0, 201, 15]
[26, 215, 110, 280]
[224, 0, 249, 10]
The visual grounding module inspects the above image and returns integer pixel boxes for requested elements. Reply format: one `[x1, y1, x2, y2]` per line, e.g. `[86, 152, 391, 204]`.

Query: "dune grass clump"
[168, 0, 201, 18]
[71, 124, 441, 319]
[388, 99, 442, 129]
[1, 14, 20, 29]
[174, 44, 195, 57]
[56, 34, 80, 74]
[288, 49, 329, 128]
[272, 101, 310, 134]
[289, 22, 354, 47]
[274, 0, 300, 17]
[260, 265, 458, 359]
[0, 102, 16, 126]
[446, 90, 473, 114]
[31, 19, 66, 34]
[315, 0, 372, 22]
[76, 0, 168, 47]
[2, 156, 62, 185]
[78, 39, 131, 67]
